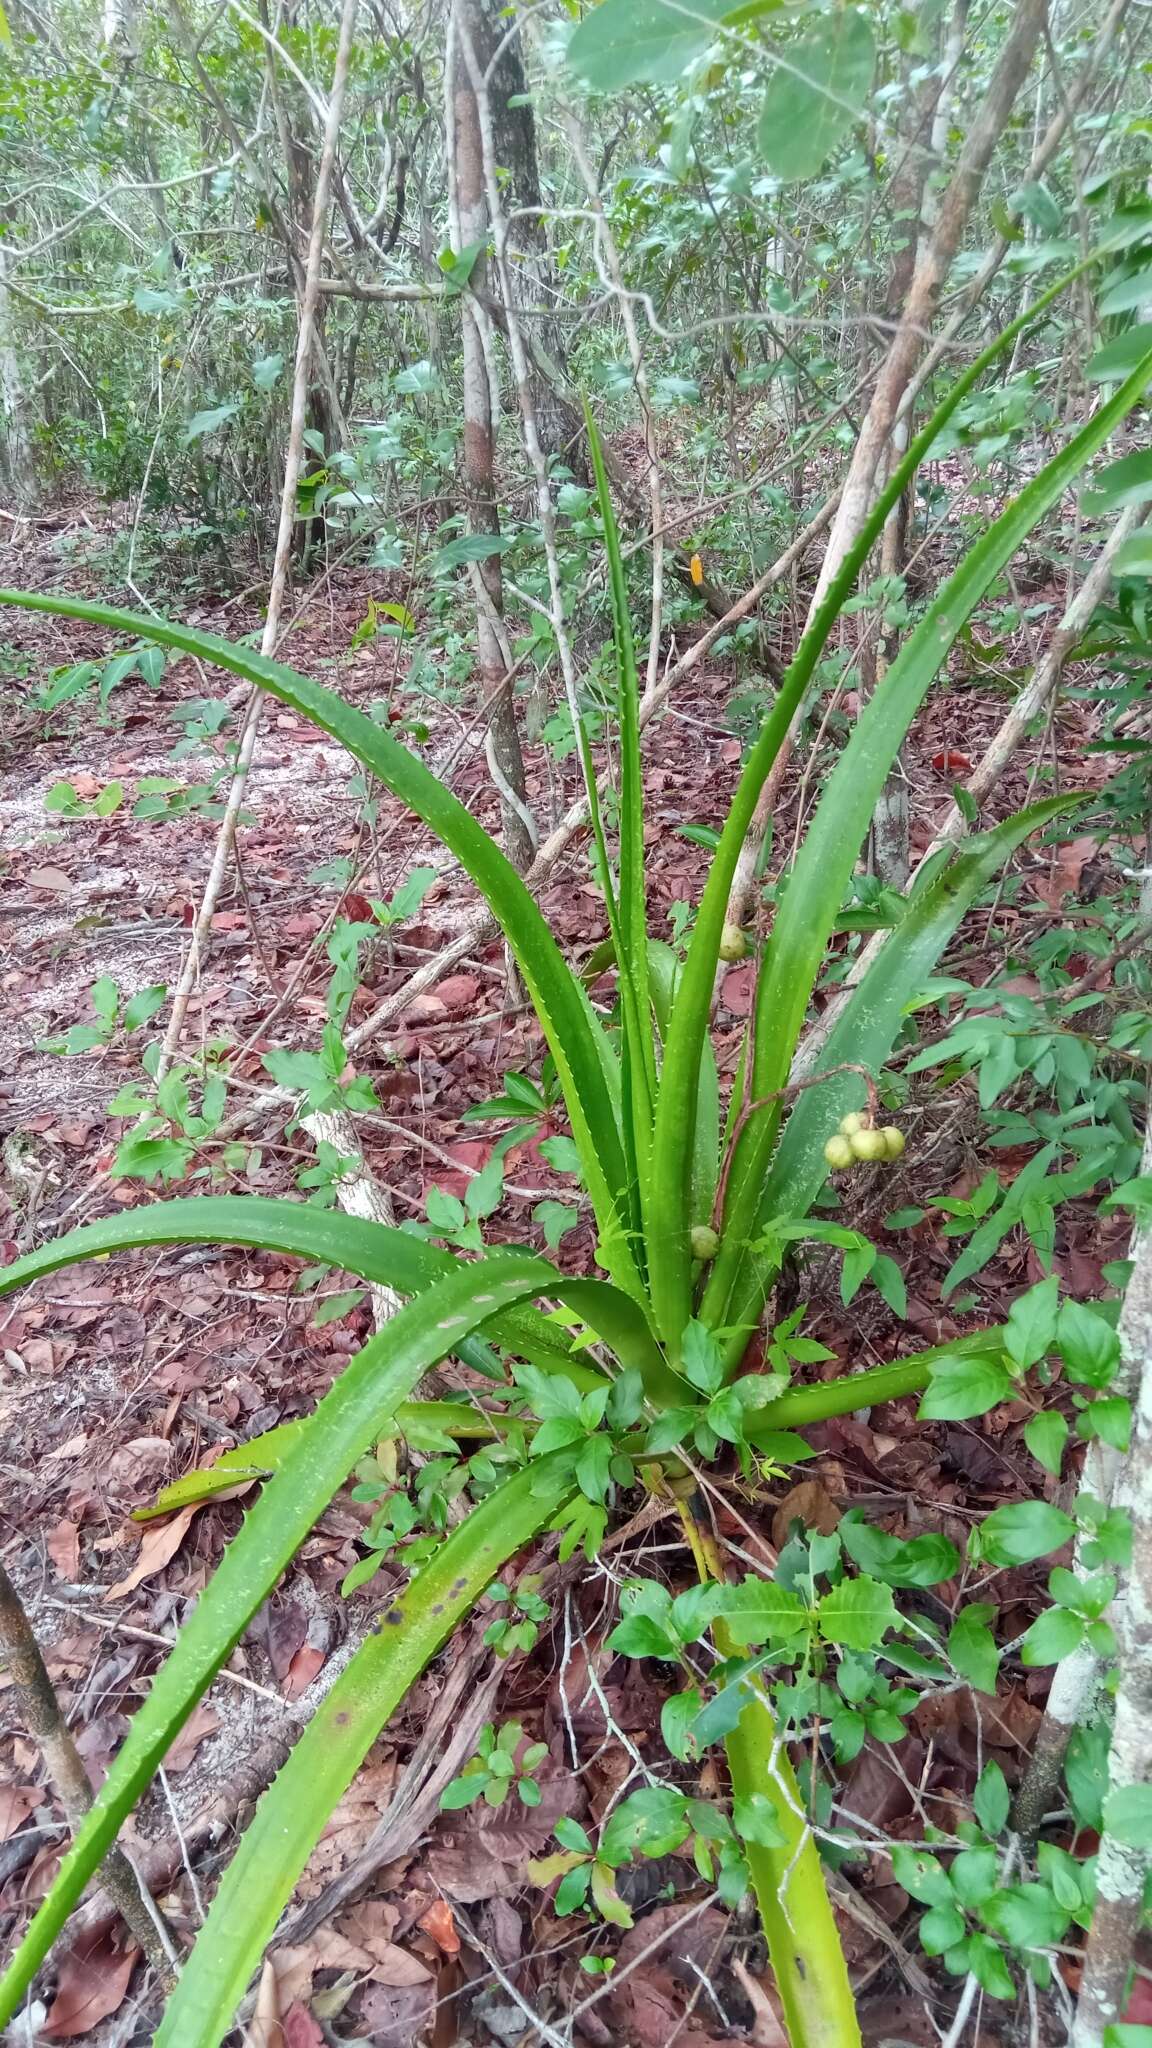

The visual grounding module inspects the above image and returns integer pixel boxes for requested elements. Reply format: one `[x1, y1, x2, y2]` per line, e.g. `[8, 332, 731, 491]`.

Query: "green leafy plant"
[0, 263, 1149, 2047]
[441, 1720, 549, 1810]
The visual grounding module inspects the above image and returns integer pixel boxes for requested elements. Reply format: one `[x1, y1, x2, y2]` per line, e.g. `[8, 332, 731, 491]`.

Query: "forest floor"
[0, 505, 1135, 2046]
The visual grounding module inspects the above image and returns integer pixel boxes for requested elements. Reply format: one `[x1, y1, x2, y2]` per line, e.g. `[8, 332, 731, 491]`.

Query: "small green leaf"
[816, 1575, 898, 1651]
[1023, 1410, 1068, 1477]
[973, 1759, 1010, 1838]
[919, 1354, 1014, 1420]
[1102, 1783, 1152, 1850]
[1019, 1606, 1085, 1667]
[972, 1502, 1076, 1568]
[1086, 326, 1152, 382]
[920, 1903, 967, 1955]
[1004, 1276, 1059, 1369]
[1057, 1299, 1120, 1387]
[948, 1604, 1001, 1694]
[566, 0, 734, 90]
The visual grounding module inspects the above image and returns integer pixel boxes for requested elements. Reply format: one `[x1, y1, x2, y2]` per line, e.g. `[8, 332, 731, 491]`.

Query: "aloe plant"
[0, 250, 1147, 2048]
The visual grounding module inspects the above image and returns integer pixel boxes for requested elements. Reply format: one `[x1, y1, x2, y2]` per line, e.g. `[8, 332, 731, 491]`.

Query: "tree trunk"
[449, 0, 535, 873]
[0, 243, 37, 513]
[462, 0, 576, 471]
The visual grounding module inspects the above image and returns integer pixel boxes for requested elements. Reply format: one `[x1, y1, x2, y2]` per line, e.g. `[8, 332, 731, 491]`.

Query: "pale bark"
[0, 243, 38, 513]
[449, 0, 535, 873]
[1072, 1217, 1152, 2048]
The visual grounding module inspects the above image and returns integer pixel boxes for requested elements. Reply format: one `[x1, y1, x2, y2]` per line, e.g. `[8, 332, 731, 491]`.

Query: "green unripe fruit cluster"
[823, 1112, 905, 1171]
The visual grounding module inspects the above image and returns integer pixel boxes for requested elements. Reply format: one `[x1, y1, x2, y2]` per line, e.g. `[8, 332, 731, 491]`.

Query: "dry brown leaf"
[47, 1519, 81, 1582]
[418, 1899, 460, 1956]
[244, 1957, 285, 2048]
[106, 1504, 197, 1599]
[0, 1783, 38, 1842]
[282, 2007, 325, 2048]
[26, 866, 73, 894]
[730, 1958, 788, 2047]
[772, 1478, 841, 1549]
[164, 1701, 221, 1773]
[40, 1934, 138, 2037]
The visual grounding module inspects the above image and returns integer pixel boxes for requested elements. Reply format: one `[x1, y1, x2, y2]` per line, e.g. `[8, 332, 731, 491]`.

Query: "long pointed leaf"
[713, 796, 1085, 1352]
[703, 345, 1152, 1325]
[153, 1456, 575, 2047]
[0, 590, 640, 1295]
[0, 1196, 678, 1399]
[0, 1254, 570, 2025]
[0, 1196, 579, 1380]
[646, 252, 1101, 1351]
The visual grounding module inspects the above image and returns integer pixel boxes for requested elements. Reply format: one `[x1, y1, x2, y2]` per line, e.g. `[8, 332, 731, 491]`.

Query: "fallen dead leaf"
[106, 1504, 197, 1599]
[730, 1958, 787, 2046]
[164, 1701, 222, 1773]
[47, 1518, 81, 1581]
[244, 1956, 285, 2048]
[772, 1478, 841, 1549]
[26, 866, 73, 894]
[282, 2008, 324, 2048]
[418, 1899, 460, 1956]
[0, 1783, 38, 1841]
[40, 1934, 138, 2037]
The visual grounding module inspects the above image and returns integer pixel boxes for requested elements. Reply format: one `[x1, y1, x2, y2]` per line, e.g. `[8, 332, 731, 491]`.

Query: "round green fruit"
[838, 1111, 866, 1136]
[690, 1224, 720, 1261]
[823, 1134, 855, 1171]
[849, 1127, 888, 1163]
[718, 922, 749, 962]
[880, 1126, 905, 1161]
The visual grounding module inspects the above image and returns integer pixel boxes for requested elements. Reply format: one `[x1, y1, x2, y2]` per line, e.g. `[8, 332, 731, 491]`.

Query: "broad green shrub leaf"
[1004, 1275, 1059, 1369]
[712, 1579, 808, 1648]
[1023, 1410, 1068, 1477]
[948, 1604, 1000, 1694]
[1082, 449, 1152, 513]
[972, 1759, 1010, 1836]
[839, 1511, 959, 1588]
[1086, 327, 1152, 381]
[566, 0, 734, 89]
[183, 402, 242, 443]
[1057, 1298, 1120, 1387]
[919, 1353, 1014, 1420]
[971, 1501, 1076, 1568]
[1113, 528, 1152, 578]
[1102, 1784, 1152, 1849]
[758, 10, 875, 183]
[815, 1575, 897, 1650]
